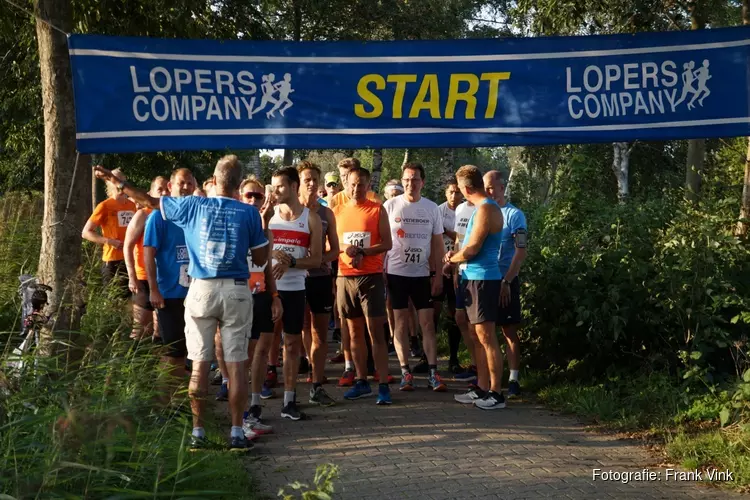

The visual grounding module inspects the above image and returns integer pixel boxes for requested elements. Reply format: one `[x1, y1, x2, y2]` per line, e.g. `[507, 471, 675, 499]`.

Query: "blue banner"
[68, 28, 750, 153]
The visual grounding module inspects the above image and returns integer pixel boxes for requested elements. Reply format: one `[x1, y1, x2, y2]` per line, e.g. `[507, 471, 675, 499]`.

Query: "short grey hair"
[214, 155, 243, 192]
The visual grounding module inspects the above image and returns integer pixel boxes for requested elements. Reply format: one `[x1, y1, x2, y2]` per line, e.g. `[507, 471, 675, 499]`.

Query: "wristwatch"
[502, 278, 511, 286]
[289, 256, 297, 268]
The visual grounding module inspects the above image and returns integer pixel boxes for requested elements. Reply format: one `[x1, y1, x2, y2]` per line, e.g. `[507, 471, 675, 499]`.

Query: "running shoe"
[309, 386, 336, 406]
[427, 373, 447, 392]
[243, 416, 273, 436]
[454, 365, 478, 382]
[413, 358, 429, 374]
[281, 401, 306, 420]
[188, 435, 209, 452]
[211, 369, 223, 385]
[329, 351, 345, 363]
[338, 369, 355, 387]
[215, 383, 229, 401]
[344, 380, 372, 400]
[399, 372, 415, 392]
[454, 388, 486, 404]
[376, 384, 392, 405]
[260, 383, 275, 400]
[373, 371, 396, 384]
[448, 363, 465, 375]
[474, 391, 506, 410]
[507, 380, 521, 398]
[265, 369, 278, 388]
[248, 405, 262, 420]
[229, 435, 254, 452]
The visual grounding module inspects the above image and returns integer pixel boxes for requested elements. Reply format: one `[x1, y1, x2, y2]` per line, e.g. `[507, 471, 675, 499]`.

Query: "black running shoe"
[474, 391, 507, 410]
[413, 358, 429, 374]
[281, 401, 306, 421]
[229, 435, 254, 452]
[189, 435, 209, 452]
[507, 380, 521, 398]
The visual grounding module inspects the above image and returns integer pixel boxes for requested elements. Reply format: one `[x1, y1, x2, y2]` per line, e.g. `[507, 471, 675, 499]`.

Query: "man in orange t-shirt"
[82, 168, 137, 296]
[333, 166, 393, 405]
[124, 175, 169, 340]
[327, 157, 381, 210]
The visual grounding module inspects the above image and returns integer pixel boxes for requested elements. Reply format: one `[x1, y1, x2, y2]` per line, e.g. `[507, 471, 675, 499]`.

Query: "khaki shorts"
[184, 278, 253, 363]
[337, 274, 386, 319]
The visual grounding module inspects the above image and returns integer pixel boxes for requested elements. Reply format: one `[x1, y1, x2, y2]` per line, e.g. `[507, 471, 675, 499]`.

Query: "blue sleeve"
[161, 196, 195, 229]
[509, 209, 528, 234]
[246, 206, 268, 250]
[143, 211, 161, 249]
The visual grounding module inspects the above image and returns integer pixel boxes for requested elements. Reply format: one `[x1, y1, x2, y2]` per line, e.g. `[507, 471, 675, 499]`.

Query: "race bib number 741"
[343, 231, 371, 249]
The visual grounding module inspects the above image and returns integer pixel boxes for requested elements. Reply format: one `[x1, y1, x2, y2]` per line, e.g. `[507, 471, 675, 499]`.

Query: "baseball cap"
[324, 172, 340, 185]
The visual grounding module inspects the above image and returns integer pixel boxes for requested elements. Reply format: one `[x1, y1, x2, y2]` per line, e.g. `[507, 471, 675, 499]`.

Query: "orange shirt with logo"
[133, 207, 153, 280]
[334, 199, 384, 276]
[88, 197, 136, 262]
[328, 190, 381, 210]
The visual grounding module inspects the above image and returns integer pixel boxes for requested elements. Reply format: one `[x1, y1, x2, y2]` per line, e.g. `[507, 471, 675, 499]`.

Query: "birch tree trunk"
[249, 150, 262, 178]
[370, 148, 383, 192]
[612, 142, 633, 203]
[736, 0, 750, 235]
[685, 1, 706, 205]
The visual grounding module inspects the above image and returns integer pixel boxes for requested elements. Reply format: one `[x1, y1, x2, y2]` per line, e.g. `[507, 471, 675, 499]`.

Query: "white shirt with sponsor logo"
[454, 201, 476, 247]
[269, 206, 310, 291]
[384, 194, 443, 277]
[438, 201, 457, 253]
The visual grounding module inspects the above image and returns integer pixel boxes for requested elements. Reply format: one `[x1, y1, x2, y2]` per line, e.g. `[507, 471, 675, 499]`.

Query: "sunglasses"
[243, 192, 264, 200]
[326, 182, 338, 187]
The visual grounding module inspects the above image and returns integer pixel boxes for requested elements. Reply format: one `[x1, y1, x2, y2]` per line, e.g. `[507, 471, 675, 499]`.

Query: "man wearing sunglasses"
[323, 172, 341, 203]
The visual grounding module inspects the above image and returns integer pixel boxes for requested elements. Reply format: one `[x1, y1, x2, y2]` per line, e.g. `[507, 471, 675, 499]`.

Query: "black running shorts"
[497, 277, 522, 326]
[279, 290, 306, 335]
[251, 291, 275, 340]
[305, 275, 333, 315]
[463, 280, 502, 325]
[385, 274, 432, 311]
[157, 298, 187, 358]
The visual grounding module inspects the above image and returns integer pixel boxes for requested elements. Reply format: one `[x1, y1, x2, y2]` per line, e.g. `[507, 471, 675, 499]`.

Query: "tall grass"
[0, 193, 257, 499]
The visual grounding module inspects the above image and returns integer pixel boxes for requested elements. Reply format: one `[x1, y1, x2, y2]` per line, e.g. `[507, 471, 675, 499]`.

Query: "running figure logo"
[253, 72, 295, 118]
[673, 59, 711, 111]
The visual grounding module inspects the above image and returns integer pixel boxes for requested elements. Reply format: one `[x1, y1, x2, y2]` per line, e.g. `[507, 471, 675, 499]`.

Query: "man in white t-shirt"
[384, 162, 446, 393]
[433, 178, 464, 373]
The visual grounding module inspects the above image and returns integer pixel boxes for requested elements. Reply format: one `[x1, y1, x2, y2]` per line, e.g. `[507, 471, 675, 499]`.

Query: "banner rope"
[2, 0, 70, 37]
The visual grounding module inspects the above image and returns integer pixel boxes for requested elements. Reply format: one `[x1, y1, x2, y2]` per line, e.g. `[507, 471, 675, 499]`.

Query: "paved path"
[221, 349, 741, 499]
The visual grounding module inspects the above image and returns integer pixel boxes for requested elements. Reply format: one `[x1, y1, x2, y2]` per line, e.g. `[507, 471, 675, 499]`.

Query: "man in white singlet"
[269, 166, 322, 421]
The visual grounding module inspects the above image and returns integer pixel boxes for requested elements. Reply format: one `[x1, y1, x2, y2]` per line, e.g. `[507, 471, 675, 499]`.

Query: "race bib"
[117, 210, 134, 227]
[402, 245, 427, 266]
[178, 264, 190, 287]
[344, 231, 371, 249]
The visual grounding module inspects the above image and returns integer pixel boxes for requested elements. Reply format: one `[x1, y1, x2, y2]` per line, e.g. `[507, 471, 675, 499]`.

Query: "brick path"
[223, 350, 741, 499]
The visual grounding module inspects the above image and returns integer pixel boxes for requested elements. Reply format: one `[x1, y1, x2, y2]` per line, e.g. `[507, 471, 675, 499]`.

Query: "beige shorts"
[184, 278, 253, 363]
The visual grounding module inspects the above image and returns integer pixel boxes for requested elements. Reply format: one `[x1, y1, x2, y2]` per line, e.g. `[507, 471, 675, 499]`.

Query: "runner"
[298, 161, 339, 406]
[484, 170, 528, 398]
[239, 176, 280, 437]
[433, 178, 464, 373]
[124, 176, 169, 341]
[82, 168, 136, 297]
[384, 162, 446, 392]
[94, 155, 269, 450]
[142, 169, 194, 404]
[323, 172, 341, 204]
[333, 165, 393, 405]
[327, 157, 381, 209]
[269, 166, 323, 420]
[445, 165, 506, 410]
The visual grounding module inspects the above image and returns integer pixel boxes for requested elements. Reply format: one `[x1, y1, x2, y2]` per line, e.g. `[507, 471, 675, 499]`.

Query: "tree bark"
[612, 142, 632, 203]
[249, 150, 262, 178]
[401, 149, 412, 167]
[35, 0, 90, 359]
[685, 1, 706, 205]
[370, 148, 383, 192]
[283, 149, 294, 166]
[736, 0, 750, 235]
[541, 147, 560, 205]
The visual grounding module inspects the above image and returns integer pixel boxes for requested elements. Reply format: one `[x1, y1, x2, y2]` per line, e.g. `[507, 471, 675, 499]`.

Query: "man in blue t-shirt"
[485, 170, 528, 399]
[95, 156, 269, 452]
[143, 167, 195, 404]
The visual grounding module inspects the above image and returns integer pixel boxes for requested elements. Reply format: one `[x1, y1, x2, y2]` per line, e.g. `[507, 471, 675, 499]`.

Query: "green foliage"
[277, 463, 339, 500]
[667, 429, 750, 487]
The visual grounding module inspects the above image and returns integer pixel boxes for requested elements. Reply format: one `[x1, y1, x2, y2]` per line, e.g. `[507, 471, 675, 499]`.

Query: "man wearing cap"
[324, 172, 341, 204]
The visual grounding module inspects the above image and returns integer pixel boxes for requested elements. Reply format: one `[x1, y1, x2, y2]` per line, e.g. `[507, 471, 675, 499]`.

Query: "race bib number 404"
[344, 231, 371, 249]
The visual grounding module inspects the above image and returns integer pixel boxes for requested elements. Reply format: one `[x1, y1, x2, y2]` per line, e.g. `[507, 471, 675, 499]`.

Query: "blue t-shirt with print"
[161, 196, 268, 280]
[143, 209, 190, 299]
[498, 203, 527, 278]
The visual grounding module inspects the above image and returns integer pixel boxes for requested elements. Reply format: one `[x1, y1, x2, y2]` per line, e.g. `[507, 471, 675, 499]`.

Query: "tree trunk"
[401, 149, 412, 167]
[612, 142, 632, 203]
[370, 148, 383, 192]
[35, 0, 90, 360]
[541, 148, 560, 205]
[283, 149, 294, 166]
[685, 1, 706, 205]
[505, 164, 517, 201]
[249, 150, 262, 178]
[685, 139, 705, 205]
[736, 0, 750, 235]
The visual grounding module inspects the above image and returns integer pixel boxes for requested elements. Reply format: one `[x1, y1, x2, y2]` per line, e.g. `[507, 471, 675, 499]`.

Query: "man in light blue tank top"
[485, 171, 528, 400]
[443, 165, 506, 410]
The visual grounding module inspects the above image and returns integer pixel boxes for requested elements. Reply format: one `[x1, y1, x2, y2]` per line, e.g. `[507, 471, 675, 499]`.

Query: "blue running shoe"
[260, 383, 275, 400]
[376, 384, 392, 405]
[215, 383, 228, 401]
[344, 380, 372, 400]
[454, 365, 478, 382]
[507, 380, 521, 398]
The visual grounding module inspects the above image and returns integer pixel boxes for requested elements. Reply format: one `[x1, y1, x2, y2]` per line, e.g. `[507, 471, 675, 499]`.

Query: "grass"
[0, 193, 259, 499]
